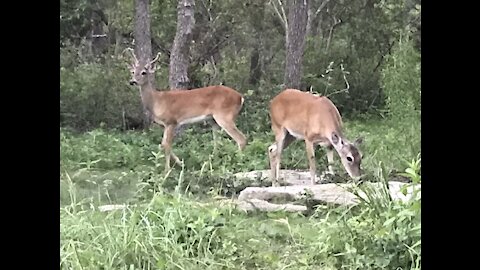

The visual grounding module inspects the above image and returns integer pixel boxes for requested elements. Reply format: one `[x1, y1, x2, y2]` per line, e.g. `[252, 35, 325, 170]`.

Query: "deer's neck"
[138, 82, 157, 114]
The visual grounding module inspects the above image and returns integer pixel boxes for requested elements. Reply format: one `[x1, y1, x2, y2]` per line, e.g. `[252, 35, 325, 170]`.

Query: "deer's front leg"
[268, 143, 278, 185]
[305, 140, 317, 185]
[326, 145, 335, 175]
[161, 125, 182, 172]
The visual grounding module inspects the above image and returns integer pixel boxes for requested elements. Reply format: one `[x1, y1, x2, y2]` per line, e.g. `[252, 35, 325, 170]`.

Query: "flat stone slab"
[234, 169, 320, 185]
[238, 184, 359, 206]
[98, 204, 127, 212]
[234, 170, 421, 212]
[236, 199, 308, 213]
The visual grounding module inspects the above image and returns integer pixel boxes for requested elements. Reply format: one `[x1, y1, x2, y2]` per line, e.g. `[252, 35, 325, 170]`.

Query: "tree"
[284, 0, 308, 89]
[134, 0, 154, 128]
[247, 0, 267, 86]
[60, 0, 421, 130]
[169, 0, 196, 90]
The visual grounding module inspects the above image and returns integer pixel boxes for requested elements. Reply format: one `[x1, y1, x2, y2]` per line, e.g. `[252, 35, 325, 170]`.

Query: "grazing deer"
[125, 48, 247, 172]
[267, 89, 363, 186]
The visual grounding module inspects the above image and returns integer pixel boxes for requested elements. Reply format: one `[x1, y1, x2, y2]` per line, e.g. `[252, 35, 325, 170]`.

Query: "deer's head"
[331, 132, 364, 179]
[124, 48, 161, 87]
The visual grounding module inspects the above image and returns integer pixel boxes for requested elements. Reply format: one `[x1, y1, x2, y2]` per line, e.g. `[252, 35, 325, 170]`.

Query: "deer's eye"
[346, 156, 353, 162]
[141, 71, 147, 75]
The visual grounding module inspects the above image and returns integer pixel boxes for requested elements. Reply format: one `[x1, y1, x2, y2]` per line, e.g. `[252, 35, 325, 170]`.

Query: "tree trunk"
[169, 0, 196, 90]
[284, 0, 308, 89]
[113, 28, 123, 55]
[248, 0, 266, 86]
[134, 0, 154, 129]
[249, 46, 261, 85]
[90, 6, 108, 57]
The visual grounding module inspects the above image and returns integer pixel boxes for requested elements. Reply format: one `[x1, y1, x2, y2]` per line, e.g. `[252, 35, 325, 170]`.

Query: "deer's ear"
[150, 63, 157, 73]
[354, 137, 363, 146]
[145, 63, 157, 73]
[331, 132, 340, 145]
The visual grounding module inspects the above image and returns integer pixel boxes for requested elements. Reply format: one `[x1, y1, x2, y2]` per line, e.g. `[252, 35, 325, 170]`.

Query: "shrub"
[381, 32, 421, 120]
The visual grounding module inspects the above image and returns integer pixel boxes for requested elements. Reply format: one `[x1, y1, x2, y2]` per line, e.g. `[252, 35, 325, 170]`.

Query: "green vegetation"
[60, 0, 421, 268]
[61, 184, 420, 269]
[60, 114, 420, 269]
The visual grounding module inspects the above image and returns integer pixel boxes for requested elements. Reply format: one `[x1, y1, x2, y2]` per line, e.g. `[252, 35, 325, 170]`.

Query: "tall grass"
[61, 174, 420, 269]
[60, 116, 419, 201]
[60, 116, 420, 269]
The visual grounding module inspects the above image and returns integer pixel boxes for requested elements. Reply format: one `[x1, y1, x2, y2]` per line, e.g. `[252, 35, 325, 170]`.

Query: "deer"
[267, 89, 363, 187]
[124, 48, 247, 172]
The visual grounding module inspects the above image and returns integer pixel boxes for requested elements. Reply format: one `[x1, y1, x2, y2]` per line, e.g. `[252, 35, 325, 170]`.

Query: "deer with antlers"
[125, 48, 247, 172]
[267, 89, 363, 186]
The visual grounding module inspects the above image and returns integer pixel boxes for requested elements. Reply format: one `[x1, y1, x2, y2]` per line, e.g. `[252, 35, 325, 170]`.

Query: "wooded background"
[60, 3, 422, 267]
[60, 0, 421, 131]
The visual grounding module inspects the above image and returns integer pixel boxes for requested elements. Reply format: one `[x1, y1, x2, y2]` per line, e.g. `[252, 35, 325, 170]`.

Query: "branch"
[199, 0, 213, 21]
[278, 0, 288, 26]
[269, 0, 288, 31]
[315, 0, 332, 16]
[91, 34, 107, 38]
[324, 15, 342, 53]
[191, 35, 230, 67]
[373, 40, 395, 73]
[207, 55, 219, 85]
[326, 63, 350, 98]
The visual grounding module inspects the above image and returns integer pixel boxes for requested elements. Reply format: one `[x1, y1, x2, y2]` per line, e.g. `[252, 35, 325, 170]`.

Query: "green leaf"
[405, 168, 417, 176]
[383, 217, 396, 227]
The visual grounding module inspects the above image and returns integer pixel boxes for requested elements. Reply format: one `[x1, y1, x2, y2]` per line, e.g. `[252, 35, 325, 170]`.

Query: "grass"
[60, 116, 421, 269]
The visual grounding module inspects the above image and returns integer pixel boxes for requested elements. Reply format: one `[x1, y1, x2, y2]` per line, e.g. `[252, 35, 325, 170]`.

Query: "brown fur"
[270, 89, 343, 144]
[268, 89, 363, 186]
[127, 51, 247, 172]
[147, 86, 244, 125]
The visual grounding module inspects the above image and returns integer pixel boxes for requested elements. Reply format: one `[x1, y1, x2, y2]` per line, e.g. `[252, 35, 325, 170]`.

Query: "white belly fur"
[286, 128, 304, 139]
[286, 128, 330, 146]
[179, 115, 211, 126]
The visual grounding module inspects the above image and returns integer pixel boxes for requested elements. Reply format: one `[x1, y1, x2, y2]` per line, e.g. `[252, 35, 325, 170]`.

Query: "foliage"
[60, 0, 421, 268]
[60, 115, 421, 268]
[60, 53, 172, 130]
[380, 32, 421, 120]
[60, 0, 421, 129]
[62, 175, 420, 270]
[308, 195, 421, 269]
[61, 117, 419, 200]
[327, 157, 421, 269]
[61, 142, 421, 269]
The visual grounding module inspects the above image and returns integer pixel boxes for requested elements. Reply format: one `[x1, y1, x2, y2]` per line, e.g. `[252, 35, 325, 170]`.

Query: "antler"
[150, 52, 162, 66]
[122, 47, 139, 66]
[144, 52, 162, 71]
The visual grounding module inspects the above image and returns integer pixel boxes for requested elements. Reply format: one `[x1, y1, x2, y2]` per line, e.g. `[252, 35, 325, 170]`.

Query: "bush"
[302, 157, 421, 269]
[60, 54, 146, 130]
[381, 33, 421, 120]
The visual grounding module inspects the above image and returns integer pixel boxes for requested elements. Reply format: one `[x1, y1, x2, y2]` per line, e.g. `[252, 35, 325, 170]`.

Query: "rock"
[385, 181, 421, 202]
[234, 169, 346, 185]
[234, 169, 319, 185]
[236, 199, 307, 213]
[98, 204, 127, 212]
[238, 184, 359, 206]
[234, 170, 421, 212]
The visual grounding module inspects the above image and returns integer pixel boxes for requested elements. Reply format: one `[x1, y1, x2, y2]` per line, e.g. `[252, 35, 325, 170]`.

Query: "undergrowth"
[60, 116, 420, 269]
